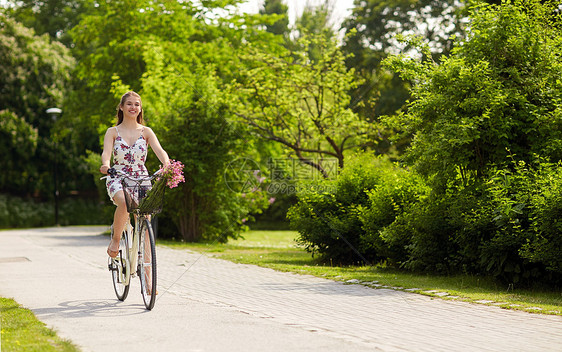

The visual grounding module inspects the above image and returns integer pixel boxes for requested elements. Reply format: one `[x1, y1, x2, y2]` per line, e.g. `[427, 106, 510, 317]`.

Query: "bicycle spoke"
[140, 218, 157, 310]
[110, 228, 130, 301]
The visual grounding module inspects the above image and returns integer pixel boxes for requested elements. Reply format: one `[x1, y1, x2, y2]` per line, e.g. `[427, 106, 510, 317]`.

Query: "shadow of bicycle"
[33, 299, 149, 319]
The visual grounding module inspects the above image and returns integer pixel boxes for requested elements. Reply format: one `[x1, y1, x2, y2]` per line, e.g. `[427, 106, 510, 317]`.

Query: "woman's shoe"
[107, 226, 119, 258]
[146, 286, 158, 295]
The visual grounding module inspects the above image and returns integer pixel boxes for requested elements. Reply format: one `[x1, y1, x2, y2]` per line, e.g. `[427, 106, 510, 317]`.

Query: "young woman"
[100, 91, 169, 258]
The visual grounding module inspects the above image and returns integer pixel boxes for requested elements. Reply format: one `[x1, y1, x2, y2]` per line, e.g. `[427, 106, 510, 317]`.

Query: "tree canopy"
[0, 14, 74, 196]
[4, 0, 95, 47]
[385, 0, 562, 188]
[233, 33, 369, 176]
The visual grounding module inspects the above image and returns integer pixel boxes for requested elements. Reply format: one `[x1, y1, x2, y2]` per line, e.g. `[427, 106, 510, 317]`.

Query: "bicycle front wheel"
[139, 218, 157, 310]
[109, 227, 130, 301]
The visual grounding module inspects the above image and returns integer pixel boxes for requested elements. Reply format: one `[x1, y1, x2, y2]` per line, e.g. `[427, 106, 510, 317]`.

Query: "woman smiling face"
[121, 96, 142, 119]
[116, 91, 143, 125]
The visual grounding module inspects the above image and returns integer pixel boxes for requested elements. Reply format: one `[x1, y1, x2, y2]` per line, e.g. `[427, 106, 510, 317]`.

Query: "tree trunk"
[179, 187, 202, 242]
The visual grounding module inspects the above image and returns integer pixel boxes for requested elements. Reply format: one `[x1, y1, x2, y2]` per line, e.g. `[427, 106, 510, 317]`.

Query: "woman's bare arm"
[100, 127, 116, 174]
[145, 127, 170, 167]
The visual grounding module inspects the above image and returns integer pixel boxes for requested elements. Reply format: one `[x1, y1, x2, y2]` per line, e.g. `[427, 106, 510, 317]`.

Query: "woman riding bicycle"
[100, 91, 169, 258]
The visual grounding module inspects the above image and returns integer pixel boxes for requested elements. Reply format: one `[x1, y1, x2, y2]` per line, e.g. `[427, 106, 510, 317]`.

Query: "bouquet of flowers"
[138, 160, 185, 213]
[158, 159, 185, 188]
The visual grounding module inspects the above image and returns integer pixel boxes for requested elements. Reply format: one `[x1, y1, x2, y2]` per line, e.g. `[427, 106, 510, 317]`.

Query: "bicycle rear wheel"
[109, 228, 130, 301]
[139, 218, 157, 310]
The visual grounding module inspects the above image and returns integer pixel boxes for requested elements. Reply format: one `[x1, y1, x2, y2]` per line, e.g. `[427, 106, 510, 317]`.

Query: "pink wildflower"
[158, 160, 185, 189]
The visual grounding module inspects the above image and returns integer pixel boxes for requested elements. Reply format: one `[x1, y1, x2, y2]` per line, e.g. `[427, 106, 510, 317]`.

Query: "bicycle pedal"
[107, 258, 118, 271]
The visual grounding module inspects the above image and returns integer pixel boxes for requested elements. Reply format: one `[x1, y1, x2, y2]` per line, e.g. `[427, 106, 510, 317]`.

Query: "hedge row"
[0, 195, 109, 228]
[288, 153, 562, 284]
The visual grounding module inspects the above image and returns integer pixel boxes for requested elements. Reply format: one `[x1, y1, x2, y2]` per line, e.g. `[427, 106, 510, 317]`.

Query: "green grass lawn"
[0, 297, 79, 351]
[159, 230, 562, 316]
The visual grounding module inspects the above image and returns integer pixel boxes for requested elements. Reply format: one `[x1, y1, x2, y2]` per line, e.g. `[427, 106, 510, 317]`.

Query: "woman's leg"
[107, 191, 128, 257]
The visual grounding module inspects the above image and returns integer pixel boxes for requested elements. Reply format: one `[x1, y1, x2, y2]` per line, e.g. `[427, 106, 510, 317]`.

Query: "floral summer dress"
[106, 126, 149, 204]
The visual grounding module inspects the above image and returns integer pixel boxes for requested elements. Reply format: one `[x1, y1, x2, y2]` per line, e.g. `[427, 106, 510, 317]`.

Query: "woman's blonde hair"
[116, 91, 143, 125]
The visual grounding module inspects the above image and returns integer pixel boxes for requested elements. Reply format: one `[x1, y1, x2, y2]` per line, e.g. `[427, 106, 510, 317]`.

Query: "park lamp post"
[46, 107, 62, 226]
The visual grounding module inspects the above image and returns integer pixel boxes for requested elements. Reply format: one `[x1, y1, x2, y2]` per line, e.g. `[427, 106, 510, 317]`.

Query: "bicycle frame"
[123, 212, 150, 286]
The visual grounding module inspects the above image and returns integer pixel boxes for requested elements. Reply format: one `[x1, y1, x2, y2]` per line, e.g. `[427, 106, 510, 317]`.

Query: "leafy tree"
[0, 14, 74, 196]
[142, 56, 265, 242]
[0, 111, 38, 193]
[65, 0, 277, 152]
[375, 0, 562, 282]
[233, 33, 369, 177]
[341, 0, 467, 157]
[259, 0, 289, 37]
[65, 0, 250, 160]
[384, 0, 562, 189]
[3, 0, 96, 47]
[67, 0, 157, 132]
[295, 0, 334, 37]
[343, 0, 465, 64]
[291, 0, 336, 62]
[68, 0, 276, 240]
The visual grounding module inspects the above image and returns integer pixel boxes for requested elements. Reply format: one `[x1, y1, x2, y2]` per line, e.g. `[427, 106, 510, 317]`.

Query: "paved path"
[1, 227, 562, 351]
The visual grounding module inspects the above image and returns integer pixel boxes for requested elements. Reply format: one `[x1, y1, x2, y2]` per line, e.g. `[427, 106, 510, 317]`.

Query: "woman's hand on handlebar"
[99, 167, 118, 180]
[100, 166, 117, 177]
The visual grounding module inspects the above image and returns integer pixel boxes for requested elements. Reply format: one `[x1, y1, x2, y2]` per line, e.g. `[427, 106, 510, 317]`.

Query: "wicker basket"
[122, 179, 164, 214]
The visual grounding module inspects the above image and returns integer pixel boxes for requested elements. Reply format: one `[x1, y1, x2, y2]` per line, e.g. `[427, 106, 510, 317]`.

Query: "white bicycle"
[101, 168, 164, 310]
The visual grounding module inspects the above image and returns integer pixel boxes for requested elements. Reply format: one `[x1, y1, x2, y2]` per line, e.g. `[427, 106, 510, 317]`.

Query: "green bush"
[480, 160, 562, 282]
[523, 164, 562, 274]
[380, 189, 469, 274]
[359, 168, 429, 265]
[288, 153, 562, 284]
[0, 194, 108, 228]
[474, 164, 534, 282]
[0, 195, 52, 228]
[287, 153, 424, 264]
[382, 160, 562, 283]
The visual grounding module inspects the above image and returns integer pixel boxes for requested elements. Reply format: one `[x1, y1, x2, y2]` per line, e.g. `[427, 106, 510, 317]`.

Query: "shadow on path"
[33, 299, 149, 319]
